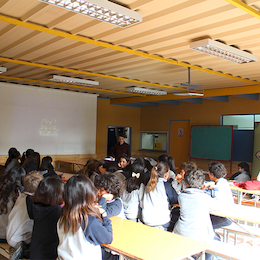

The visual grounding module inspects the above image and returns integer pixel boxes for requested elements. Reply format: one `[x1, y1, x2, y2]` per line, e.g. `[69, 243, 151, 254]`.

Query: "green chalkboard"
[190, 126, 233, 161]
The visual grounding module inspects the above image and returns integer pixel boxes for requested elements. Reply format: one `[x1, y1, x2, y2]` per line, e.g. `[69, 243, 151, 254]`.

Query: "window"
[140, 132, 168, 152]
[222, 115, 255, 130]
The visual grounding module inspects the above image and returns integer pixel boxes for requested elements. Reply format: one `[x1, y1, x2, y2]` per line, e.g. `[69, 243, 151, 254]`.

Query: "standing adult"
[112, 135, 131, 162]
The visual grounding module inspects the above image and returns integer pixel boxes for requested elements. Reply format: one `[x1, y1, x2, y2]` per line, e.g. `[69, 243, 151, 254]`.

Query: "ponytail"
[146, 162, 169, 193]
[146, 167, 158, 193]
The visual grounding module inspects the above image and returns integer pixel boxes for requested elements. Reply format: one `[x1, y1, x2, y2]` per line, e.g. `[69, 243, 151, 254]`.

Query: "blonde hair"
[23, 171, 43, 194]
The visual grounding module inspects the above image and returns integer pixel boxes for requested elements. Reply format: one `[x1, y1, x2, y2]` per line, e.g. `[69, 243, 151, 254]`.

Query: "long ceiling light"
[174, 92, 204, 96]
[39, 0, 142, 28]
[49, 75, 99, 86]
[127, 87, 167, 95]
[190, 39, 258, 64]
[0, 67, 7, 74]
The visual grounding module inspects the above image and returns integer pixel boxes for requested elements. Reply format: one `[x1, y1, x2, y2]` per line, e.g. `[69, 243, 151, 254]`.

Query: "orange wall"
[140, 96, 260, 131]
[96, 98, 141, 156]
[139, 96, 260, 174]
[96, 96, 260, 161]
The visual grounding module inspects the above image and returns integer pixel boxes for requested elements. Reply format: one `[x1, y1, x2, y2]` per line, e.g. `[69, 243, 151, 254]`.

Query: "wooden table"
[103, 217, 209, 260]
[57, 159, 86, 173]
[56, 172, 74, 181]
[210, 204, 260, 240]
[230, 184, 260, 207]
[211, 204, 260, 225]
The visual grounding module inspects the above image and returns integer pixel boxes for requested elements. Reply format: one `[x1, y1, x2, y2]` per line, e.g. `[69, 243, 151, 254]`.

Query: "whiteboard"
[0, 82, 97, 155]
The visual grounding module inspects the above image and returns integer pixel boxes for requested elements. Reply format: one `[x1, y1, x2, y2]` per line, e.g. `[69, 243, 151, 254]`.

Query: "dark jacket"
[4, 158, 20, 174]
[24, 163, 39, 174]
[113, 142, 130, 161]
[27, 196, 61, 260]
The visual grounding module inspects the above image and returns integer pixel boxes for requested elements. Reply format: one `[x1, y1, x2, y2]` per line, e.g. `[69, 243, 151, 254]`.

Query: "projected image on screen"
[39, 120, 58, 137]
[0, 82, 97, 155]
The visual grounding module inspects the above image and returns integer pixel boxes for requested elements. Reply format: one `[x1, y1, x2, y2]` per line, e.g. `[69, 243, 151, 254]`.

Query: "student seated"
[23, 152, 40, 174]
[57, 175, 113, 260]
[172, 162, 197, 194]
[122, 162, 145, 222]
[39, 156, 57, 177]
[0, 167, 25, 243]
[141, 162, 178, 230]
[169, 162, 198, 231]
[4, 147, 21, 174]
[20, 149, 34, 168]
[6, 171, 43, 259]
[205, 162, 234, 231]
[82, 159, 99, 179]
[118, 154, 131, 179]
[158, 155, 176, 181]
[95, 173, 125, 219]
[229, 162, 251, 182]
[27, 176, 64, 260]
[105, 161, 126, 183]
[173, 170, 219, 260]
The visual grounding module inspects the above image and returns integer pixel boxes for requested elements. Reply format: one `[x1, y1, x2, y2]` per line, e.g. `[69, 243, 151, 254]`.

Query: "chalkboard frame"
[190, 125, 233, 162]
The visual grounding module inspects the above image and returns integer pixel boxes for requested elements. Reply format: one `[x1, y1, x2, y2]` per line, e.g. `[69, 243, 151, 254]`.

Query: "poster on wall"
[252, 122, 260, 177]
[178, 128, 184, 138]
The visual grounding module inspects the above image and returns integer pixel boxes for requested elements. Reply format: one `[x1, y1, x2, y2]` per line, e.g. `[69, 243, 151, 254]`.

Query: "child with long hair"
[0, 167, 25, 242]
[23, 152, 40, 174]
[27, 176, 64, 260]
[7, 171, 43, 259]
[21, 149, 34, 168]
[141, 162, 178, 230]
[57, 175, 113, 260]
[158, 154, 177, 181]
[122, 162, 145, 221]
[39, 156, 57, 177]
[4, 148, 21, 174]
[118, 154, 131, 179]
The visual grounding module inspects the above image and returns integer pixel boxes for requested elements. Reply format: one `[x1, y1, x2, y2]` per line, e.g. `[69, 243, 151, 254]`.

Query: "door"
[169, 120, 190, 169]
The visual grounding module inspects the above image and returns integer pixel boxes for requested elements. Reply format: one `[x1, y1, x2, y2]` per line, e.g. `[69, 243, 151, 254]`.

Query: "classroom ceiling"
[1, 0, 260, 107]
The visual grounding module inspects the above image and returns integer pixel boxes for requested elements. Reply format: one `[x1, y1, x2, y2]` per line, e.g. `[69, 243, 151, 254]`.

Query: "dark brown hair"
[33, 176, 64, 206]
[59, 175, 101, 235]
[0, 167, 24, 214]
[95, 173, 123, 199]
[180, 162, 197, 173]
[126, 162, 145, 193]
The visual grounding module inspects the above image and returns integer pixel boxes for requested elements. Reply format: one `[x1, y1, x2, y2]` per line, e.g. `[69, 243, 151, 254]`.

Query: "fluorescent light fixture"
[190, 39, 258, 64]
[39, 0, 142, 28]
[174, 92, 204, 96]
[127, 87, 167, 95]
[49, 75, 99, 86]
[0, 67, 7, 74]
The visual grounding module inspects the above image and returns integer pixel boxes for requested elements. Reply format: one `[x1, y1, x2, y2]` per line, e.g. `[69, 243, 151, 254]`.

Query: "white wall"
[0, 82, 97, 155]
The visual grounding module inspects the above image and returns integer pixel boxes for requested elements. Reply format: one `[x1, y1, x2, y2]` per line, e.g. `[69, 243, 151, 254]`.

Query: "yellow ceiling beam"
[0, 57, 182, 90]
[226, 0, 260, 19]
[0, 75, 146, 96]
[0, 14, 259, 86]
[110, 84, 260, 104]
